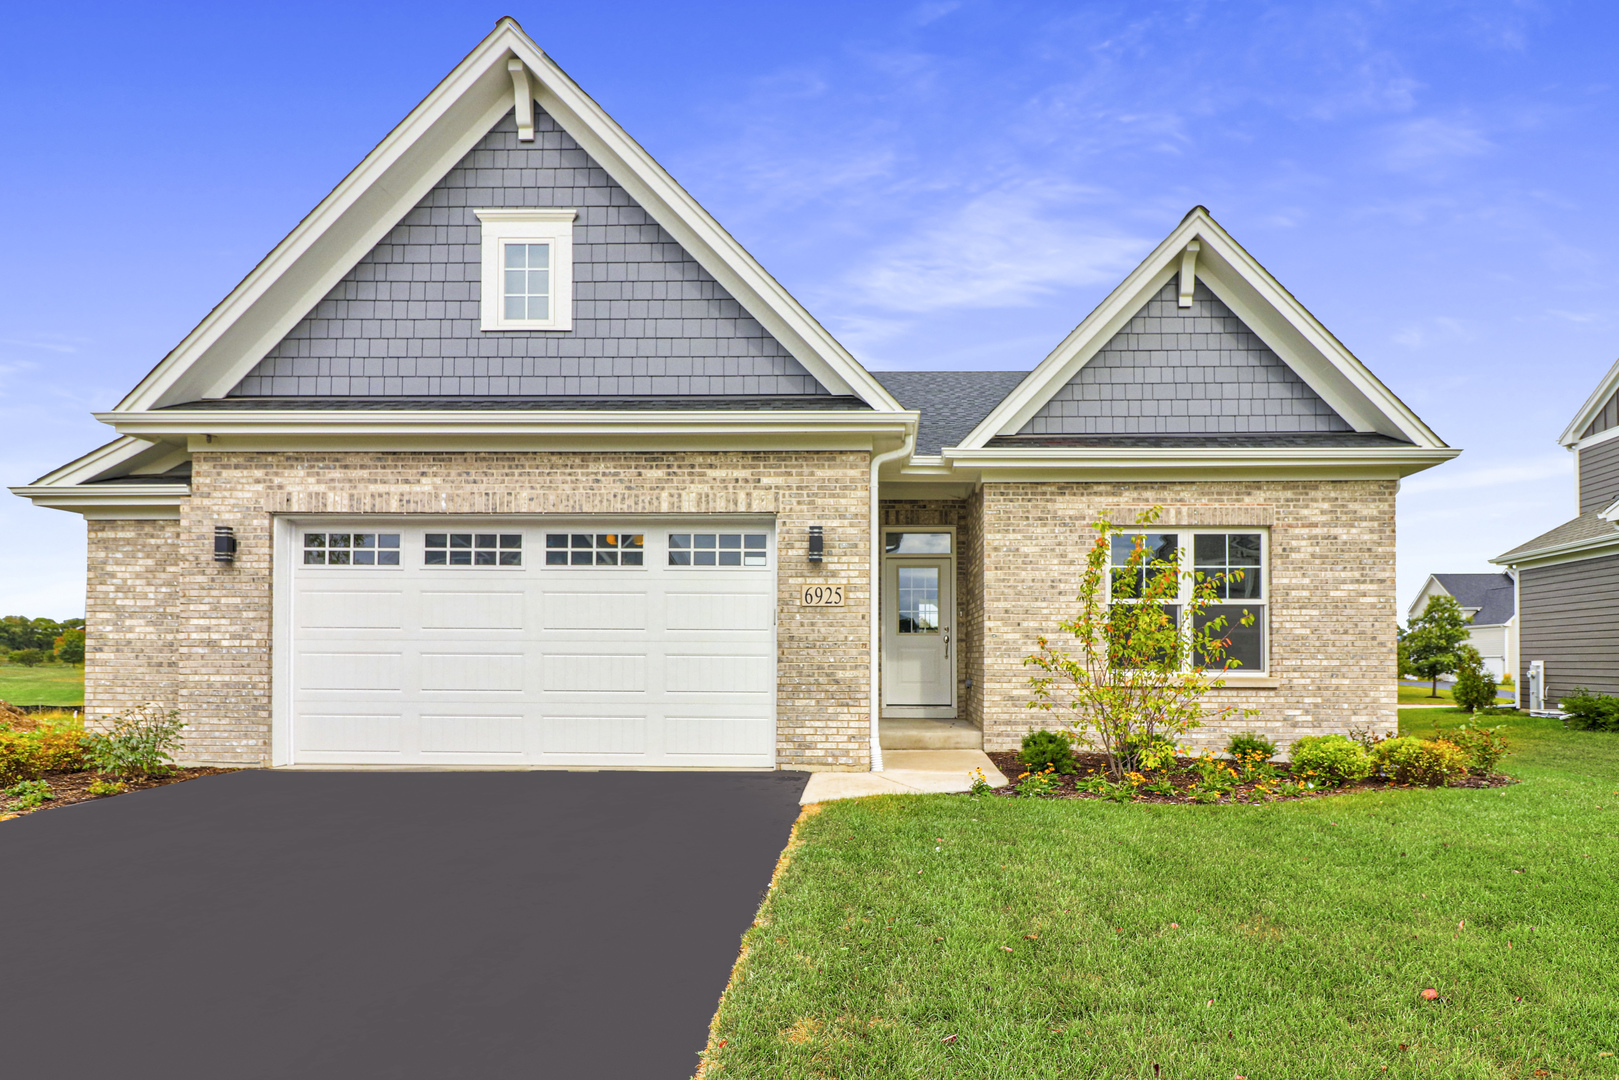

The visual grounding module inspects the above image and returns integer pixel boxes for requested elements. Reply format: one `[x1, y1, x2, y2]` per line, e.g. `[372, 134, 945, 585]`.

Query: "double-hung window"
[475, 209, 576, 331]
[1108, 529, 1267, 673]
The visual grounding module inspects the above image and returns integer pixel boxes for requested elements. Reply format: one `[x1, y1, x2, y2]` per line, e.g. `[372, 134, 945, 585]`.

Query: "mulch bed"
[0, 768, 238, 819]
[984, 750, 1515, 803]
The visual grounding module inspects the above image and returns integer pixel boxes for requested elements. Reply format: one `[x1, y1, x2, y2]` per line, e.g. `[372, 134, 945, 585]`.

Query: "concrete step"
[879, 717, 983, 750]
[801, 749, 1007, 804]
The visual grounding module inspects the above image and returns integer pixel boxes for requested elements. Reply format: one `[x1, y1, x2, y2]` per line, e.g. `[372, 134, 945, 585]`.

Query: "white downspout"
[869, 430, 915, 772]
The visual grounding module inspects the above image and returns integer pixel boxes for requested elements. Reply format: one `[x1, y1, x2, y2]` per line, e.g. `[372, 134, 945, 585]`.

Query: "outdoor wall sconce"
[807, 525, 824, 563]
[214, 526, 237, 564]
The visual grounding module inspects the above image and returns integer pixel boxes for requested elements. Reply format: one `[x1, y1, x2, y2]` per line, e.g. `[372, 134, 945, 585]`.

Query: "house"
[1492, 358, 1619, 708]
[1405, 573, 1517, 680]
[9, 20, 1457, 770]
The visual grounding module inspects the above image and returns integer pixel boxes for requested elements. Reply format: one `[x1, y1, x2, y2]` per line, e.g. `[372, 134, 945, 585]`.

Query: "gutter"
[868, 431, 916, 772]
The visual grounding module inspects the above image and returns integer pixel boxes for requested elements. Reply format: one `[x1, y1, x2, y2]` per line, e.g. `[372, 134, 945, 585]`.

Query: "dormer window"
[475, 208, 576, 331]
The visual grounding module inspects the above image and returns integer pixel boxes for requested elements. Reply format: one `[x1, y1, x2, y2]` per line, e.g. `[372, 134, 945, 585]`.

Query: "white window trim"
[475, 208, 577, 331]
[1109, 527, 1270, 676]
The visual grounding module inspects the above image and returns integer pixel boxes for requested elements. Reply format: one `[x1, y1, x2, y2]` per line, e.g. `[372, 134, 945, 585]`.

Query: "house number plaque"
[801, 584, 845, 607]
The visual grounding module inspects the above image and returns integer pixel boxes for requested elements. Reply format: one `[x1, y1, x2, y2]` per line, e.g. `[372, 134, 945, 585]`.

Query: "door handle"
[943, 627, 951, 659]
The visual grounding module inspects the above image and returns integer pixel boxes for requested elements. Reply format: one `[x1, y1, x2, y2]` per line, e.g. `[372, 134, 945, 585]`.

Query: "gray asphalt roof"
[1496, 511, 1619, 561]
[869, 371, 1030, 454]
[1431, 572, 1515, 626]
[163, 396, 872, 412]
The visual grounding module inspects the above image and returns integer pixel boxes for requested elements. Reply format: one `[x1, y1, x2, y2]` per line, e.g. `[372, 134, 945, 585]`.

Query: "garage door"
[281, 518, 776, 768]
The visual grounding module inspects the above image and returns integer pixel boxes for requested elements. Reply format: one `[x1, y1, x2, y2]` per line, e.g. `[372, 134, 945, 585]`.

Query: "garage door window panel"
[426, 533, 523, 567]
[668, 533, 768, 567]
[304, 533, 401, 566]
[546, 533, 644, 566]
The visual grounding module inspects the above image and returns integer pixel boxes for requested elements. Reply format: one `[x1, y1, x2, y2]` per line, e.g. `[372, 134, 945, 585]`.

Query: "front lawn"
[1397, 684, 1513, 705]
[705, 712, 1619, 1078]
[0, 661, 84, 706]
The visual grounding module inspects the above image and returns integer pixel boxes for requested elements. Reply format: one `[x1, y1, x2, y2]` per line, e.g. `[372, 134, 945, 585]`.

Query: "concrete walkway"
[799, 749, 1008, 804]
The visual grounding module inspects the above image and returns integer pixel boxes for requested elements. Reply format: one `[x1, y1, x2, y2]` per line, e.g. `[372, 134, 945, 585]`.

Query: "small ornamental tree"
[54, 628, 85, 665]
[1025, 508, 1255, 780]
[1406, 594, 1471, 697]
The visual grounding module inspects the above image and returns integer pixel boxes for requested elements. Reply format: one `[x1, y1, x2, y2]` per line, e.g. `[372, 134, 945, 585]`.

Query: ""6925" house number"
[801, 584, 845, 607]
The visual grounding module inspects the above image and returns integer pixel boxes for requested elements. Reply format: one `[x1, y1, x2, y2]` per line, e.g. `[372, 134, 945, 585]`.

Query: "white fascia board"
[956, 208, 1449, 450]
[22, 435, 192, 487]
[1559, 356, 1619, 447]
[942, 444, 1457, 482]
[1490, 530, 1619, 570]
[113, 20, 900, 414]
[1570, 420, 1619, 453]
[96, 408, 916, 451]
[9, 483, 188, 520]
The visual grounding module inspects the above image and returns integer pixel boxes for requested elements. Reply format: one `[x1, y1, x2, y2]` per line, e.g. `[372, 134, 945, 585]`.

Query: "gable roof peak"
[953, 209, 1451, 453]
[110, 19, 901, 415]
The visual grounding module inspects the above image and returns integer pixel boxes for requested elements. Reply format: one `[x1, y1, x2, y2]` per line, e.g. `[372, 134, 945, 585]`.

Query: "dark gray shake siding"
[1578, 438, 1619, 515]
[1519, 552, 1619, 699]
[230, 109, 825, 398]
[1020, 279, 1352, 436]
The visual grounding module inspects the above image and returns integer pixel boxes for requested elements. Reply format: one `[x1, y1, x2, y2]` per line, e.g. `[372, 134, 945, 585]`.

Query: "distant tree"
[1452, 645, 1498, 713]
[8, 649, 47, 667]
[1406, 594, 1472, 697]
[54, 628, 85, 665]
[1396, 624, 1413, 678]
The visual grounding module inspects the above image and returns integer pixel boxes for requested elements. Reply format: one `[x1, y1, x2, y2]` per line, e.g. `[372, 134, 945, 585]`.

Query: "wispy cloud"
[1378, 115, 1493, 175]
[843, 181, 1147, 313]
[0, 335, 81, 354]
[1399, 456, 1570, 498]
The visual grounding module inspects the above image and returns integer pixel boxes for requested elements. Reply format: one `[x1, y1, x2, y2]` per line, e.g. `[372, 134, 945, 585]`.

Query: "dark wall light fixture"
[214, 526, 238, 564]
[807, 525, 824, 563]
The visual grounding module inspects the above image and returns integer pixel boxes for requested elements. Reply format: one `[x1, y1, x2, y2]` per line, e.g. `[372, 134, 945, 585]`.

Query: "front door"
[881, 552, 954, 713]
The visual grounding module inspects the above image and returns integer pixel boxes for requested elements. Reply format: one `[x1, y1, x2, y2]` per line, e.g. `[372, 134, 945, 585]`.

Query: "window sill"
[1211, 676, 1280, 689]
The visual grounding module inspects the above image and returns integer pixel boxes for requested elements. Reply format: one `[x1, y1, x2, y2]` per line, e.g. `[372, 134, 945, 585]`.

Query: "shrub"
[1122, 730, 1178, 772]
[87, 779, 128, 796]
[2, 778, 54, 811]
[7, 648, 47, 667]
[1288, 735, 1374, 788]
[1375, 737, 1469, 786]
[1560, 689, 1619, 732]
[1226, 731, 1278, 761]
[1452, 649, 1498, 713]
[1446, 723, 1510, 773]
[82, 705, 185, 780]
[0, 729, 86, 785]
[1019, 729, 1077, 774]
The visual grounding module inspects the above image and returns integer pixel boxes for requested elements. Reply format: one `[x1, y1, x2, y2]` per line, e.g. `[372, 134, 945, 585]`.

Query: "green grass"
[1398, 685, 1513, 704]
[0, 661, 84, 706]
[706, 712, 1619, 1078]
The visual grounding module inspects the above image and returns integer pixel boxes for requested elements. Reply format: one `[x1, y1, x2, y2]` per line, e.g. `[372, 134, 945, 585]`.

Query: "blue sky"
[1, 1, 1614, 619]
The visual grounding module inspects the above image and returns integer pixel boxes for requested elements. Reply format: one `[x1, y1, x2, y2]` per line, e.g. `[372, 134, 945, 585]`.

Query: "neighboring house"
[1405, 573, 1517, 680]
[10, 20, 1457, 770]
[1493, 358, 1619, 707]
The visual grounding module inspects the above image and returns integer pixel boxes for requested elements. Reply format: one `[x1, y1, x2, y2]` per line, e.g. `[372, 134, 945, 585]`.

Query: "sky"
[1, 0, 1615, 621]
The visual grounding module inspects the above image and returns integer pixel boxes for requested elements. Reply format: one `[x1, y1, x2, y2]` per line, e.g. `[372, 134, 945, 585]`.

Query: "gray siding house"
[1494, 358, 1619, 705]
[1405, 573, 1517, 680]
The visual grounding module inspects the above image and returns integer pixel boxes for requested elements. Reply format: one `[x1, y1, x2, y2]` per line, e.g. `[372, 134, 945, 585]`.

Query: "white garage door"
[279, 518, 776, 768]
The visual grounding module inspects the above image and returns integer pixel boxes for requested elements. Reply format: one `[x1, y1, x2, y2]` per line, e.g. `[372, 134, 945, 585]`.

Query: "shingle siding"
[230, 108, 826, 399]
[1020, 279, 1353, 436]
[1578, 438, 1619, 515]
[1518, 552, 1619, 699]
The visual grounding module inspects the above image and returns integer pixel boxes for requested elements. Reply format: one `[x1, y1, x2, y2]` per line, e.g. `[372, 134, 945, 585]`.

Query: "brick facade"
[86, 449, 872, 769]
[971, 479, 1398, 756]
[877, 499, 975, 711]
[85, 520, 183, 723]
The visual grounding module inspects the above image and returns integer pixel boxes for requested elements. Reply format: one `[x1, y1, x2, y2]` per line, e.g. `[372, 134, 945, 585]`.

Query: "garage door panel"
[542, 653, 648, 693]
[299, 652, 403, 692]
[665, 592, 772, 631]
[419, 714, 526, 754]
[297, 713, 405, 754]
[419, 653, 526, 692]
[298, 591, 405, 631]
[288, 519, 775, 767]
[664, 717, 773, 757]
[541, 592, 649, 630]
[539, 716, 648, 755]
[420, 591, 525, 631]
[666, 654, 772, 694]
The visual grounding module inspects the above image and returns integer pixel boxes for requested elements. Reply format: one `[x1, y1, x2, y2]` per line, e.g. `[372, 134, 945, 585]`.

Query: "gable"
[229, 108, 824, 399]
[1018, 280, 1350, 436]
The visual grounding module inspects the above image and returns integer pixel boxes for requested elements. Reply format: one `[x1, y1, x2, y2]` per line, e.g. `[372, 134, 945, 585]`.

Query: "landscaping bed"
[983, 748, 1516, 802]
[0, 766, 236, 819]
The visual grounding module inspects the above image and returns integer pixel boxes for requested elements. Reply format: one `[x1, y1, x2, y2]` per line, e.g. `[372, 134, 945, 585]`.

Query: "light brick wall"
[163, 449, 871, 768]
[84, 519, 183, 724]
[976, 479, 1398, 755]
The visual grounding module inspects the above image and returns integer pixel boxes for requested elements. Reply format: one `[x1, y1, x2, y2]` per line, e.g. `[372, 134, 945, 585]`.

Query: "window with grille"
[303, 533, 401, 566]
[424, 533, 523, 566]
[545, 533, 645, 566]
[668, 533, 768, 567]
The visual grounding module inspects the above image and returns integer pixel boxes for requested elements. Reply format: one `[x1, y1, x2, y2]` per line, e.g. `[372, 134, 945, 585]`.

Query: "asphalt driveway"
[0, 768, 807, 1079]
